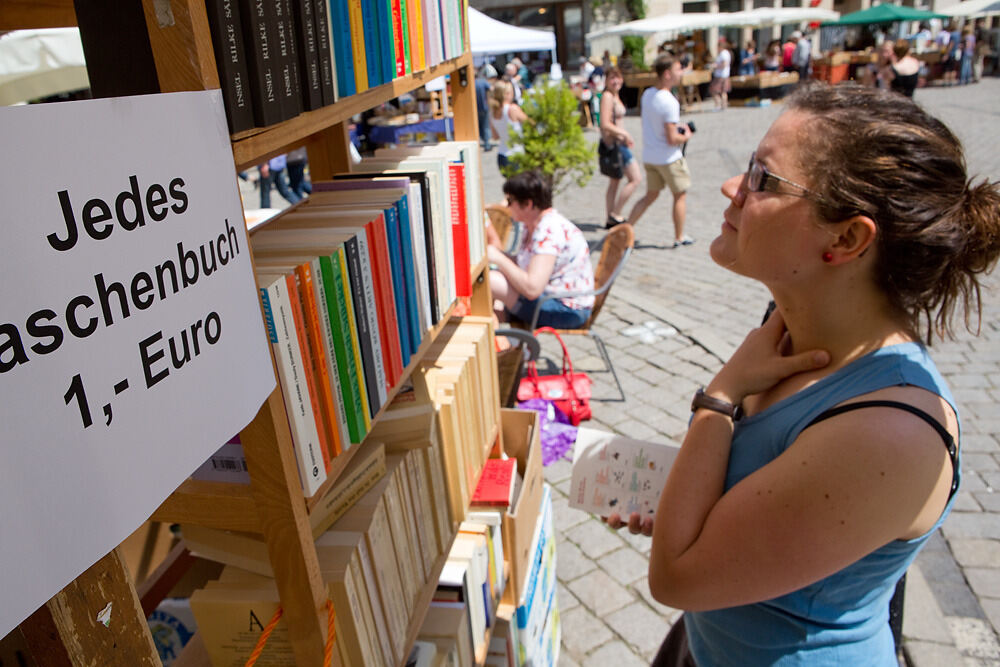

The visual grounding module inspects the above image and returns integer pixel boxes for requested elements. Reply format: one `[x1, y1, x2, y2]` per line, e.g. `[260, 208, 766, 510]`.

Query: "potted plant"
[503, 76, 595, 194]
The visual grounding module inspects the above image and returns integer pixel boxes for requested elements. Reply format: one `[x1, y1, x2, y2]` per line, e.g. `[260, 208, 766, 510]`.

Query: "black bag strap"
[805, 400, 958, 499]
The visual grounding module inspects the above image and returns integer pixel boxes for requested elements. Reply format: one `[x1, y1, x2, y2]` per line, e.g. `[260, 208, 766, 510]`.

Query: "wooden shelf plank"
[0, 0, 75, 29]
[231, 53, 473, 171]
[150, 479, 260, 532]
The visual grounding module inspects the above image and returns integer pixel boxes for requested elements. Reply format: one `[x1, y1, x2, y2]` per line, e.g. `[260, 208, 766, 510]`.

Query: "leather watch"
[691, 388, 738, 419]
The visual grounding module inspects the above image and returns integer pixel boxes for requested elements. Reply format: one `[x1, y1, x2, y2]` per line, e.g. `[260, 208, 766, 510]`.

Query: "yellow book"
[348, 0, 369, 91]
[337, 247, 372, 434]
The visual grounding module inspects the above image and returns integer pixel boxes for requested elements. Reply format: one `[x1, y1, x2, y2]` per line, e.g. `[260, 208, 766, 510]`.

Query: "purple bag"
[516, 398, 579, 466]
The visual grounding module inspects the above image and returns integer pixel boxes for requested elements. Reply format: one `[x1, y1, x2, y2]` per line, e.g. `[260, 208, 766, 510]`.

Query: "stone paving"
[481, 77, 1000, 666]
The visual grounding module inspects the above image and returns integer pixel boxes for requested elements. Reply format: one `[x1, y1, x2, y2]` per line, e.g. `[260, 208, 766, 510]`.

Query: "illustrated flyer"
[569, 427, 680, 517]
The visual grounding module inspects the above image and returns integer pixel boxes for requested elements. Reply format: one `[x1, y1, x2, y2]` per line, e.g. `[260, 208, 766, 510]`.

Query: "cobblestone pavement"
[482, 77, 1000, 666]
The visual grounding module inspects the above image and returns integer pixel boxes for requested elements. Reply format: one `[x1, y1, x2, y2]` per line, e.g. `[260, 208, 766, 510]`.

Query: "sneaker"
[672, 236, 694, 248]
[606, 215, 626, 229]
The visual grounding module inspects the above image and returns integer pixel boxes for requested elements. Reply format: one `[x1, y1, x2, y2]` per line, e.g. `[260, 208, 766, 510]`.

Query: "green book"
[319, 250, 366, 444]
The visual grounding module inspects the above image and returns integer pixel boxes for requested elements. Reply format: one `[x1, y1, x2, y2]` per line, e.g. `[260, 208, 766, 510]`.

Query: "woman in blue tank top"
[606, 84, 1000, 666]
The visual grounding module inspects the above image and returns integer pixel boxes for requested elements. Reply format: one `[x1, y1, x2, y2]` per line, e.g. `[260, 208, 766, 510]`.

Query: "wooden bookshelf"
[5, 1, 492, 665]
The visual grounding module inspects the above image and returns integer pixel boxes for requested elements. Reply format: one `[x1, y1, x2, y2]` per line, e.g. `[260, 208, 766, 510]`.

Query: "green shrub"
[503, 77, 595, 194]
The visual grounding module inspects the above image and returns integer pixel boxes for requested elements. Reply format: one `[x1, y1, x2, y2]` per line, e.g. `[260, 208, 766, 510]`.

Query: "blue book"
[359, 0, 381, 87]
[382, 204, 413, 365]
[393, 196, 422, 351]
[378, 0, 396, 83]
[328, 0, 356, 97]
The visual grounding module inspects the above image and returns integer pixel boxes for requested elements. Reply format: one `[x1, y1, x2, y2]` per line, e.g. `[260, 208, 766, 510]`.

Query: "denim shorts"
[510, 296, 591, 329]
[619, 144, 635, 166]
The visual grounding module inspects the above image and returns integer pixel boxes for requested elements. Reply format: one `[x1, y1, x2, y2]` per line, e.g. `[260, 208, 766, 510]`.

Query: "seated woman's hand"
[604, 511, 654, 536]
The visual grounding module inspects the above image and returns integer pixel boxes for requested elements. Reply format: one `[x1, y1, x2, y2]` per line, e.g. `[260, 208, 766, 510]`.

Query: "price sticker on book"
[0, 90, 275, 638]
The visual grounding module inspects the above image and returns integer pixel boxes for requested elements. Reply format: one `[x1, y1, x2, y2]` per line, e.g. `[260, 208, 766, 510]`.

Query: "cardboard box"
[499, 408, 542, 601]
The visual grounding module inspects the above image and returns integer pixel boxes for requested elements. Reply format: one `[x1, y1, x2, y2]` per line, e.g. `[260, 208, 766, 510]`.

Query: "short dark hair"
[503, 169, 553, 210]
[786, 83, 1000, 342]
[653, 53, 678, 78]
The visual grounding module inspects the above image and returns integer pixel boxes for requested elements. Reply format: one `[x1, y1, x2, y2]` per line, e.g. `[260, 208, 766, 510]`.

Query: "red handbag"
[516, 327, 593, 425]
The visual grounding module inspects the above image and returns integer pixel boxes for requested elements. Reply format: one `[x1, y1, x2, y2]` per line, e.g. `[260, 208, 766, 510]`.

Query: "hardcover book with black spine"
[271, 0, 301, 121]
[290, 0, 323, 111]
[310, 0, 337, 105]
[205, 0, 255, 133]
[236, 0, 284, 127]
[343, 235, 383, 418]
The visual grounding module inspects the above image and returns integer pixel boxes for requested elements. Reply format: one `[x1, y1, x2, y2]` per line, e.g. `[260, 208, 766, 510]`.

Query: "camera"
[678, 120, 696, 135]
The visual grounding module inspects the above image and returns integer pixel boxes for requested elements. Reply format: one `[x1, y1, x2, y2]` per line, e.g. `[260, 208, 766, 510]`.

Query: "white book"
[407, 181, 432, 334]
[569, 427, 681, 518]
[257, 272, 326, 496]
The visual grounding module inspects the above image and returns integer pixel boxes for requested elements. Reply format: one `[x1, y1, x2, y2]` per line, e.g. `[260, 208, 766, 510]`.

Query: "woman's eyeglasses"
[744, 152, 827, 204]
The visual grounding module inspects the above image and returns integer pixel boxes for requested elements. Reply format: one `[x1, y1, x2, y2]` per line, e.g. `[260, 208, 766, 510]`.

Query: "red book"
[447, 162, 471, 297]
[390, 0, 406, 77]
[365, 213, 404, 390]
[470, 458, 517, 508]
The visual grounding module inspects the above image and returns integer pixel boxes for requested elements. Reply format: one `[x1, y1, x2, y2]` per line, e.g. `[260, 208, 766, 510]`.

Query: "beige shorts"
[645, 158, 691, 195]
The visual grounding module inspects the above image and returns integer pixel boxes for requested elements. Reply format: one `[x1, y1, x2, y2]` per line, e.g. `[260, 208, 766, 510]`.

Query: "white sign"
[0, 90, 276, 638]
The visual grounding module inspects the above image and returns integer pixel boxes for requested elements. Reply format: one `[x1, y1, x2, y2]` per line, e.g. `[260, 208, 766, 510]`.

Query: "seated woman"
[487, 170, 595, 329]
[607, 83, 1000, 665]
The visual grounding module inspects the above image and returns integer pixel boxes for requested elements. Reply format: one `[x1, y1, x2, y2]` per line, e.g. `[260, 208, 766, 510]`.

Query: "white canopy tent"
[468, 7, 558, 61]
[941, 0, 1000, 17]
[0, 28, 89, 106]
[585, 7, 839, 41]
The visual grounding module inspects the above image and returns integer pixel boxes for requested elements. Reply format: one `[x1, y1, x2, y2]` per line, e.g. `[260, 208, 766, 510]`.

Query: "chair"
[485, 203, 521, 253]
[527, 223, 635, 401]
[494, 328, 541, 408]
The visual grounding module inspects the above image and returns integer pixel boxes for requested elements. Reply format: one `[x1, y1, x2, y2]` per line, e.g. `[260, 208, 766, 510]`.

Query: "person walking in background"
[285, 147, 312, 200]
[624, 53, 693, 247]
[886, 40, 921, 97]
[489, 80, 528, 172]
[762, 40, 782, 72]
[738, 39, 758, 76]
[960, 25, 976, 85]
[503, 62, 524, 104]
[710, 37, 733, 110]
[475, 63, 497, 151]
[258, 153, 300, 209]
[792, 30, 813, 82]
[609, 82, 1000, 667]
[782, 32, 799, 72]
[599, 66, 642, 229]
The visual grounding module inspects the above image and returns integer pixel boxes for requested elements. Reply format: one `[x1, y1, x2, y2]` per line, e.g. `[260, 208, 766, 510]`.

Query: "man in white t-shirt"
[624, 53, 693, 247]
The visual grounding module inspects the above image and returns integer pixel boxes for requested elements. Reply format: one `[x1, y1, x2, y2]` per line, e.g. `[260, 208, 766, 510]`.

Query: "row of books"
[187, 442, 454, 666]
[206, 0, 470, 133]
[251, 143, 486, 498]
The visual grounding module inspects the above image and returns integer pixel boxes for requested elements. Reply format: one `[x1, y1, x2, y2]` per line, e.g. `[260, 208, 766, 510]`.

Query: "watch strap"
[691, 388, 737, 418]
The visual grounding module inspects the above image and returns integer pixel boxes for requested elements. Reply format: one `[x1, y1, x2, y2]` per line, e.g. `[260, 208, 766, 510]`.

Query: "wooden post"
[18, 549, 159, 666]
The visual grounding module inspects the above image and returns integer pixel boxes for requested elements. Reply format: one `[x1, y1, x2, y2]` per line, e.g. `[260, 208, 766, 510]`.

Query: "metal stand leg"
[591, 333, 626, 402]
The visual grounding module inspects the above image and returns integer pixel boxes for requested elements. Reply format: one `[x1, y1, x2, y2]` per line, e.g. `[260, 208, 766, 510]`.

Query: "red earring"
[822, 252, 833, 263]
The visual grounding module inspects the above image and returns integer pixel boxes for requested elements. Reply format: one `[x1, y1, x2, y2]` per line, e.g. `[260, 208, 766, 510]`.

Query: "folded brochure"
[569, 427, 680, 517]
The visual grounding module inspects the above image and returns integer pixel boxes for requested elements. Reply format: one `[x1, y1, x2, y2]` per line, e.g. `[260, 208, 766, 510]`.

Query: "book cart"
[1, 1, 503, 665]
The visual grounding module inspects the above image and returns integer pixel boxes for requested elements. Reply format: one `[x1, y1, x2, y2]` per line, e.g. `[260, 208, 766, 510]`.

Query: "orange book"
[293, 264, 339, 465]
[407, 0, 425, 71]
